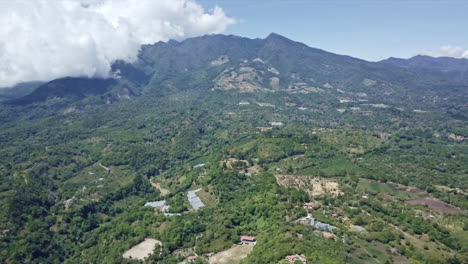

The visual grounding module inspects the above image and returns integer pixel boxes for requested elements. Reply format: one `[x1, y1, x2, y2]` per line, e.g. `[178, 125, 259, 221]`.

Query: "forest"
[0, 33, 467, 263]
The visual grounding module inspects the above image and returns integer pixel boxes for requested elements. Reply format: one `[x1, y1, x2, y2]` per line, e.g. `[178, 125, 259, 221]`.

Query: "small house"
[187, 255, 198, 262]
[193, 163, 205, 169]
[241, 235, 257, 244]
[323, 232, 336, 239]
[1, 229, 10, 236]
[423, 214, 435, 219]
[144, 200, 166, 210]
[270, 121, 284, 126]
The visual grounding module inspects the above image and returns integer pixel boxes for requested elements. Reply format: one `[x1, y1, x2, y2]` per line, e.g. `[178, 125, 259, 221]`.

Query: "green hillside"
[0, 34, 466, 264]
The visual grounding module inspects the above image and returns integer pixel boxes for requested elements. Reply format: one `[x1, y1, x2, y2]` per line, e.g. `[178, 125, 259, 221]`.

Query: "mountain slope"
[380, 55, 468, 86]
[6, 34, 467, 115]
[0, 33, 467, 264]
[8, 78, 118, 105]
[0, 82, 43, 102]
[380, 55, 468, 72]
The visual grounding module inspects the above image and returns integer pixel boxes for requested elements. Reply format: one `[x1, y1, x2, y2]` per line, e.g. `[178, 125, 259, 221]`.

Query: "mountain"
[0, 34, 467, 264]
[9, 78, 118, 105]
[8, 33, 467, 116]
[380, 55, 468, 85]
[0, 81, 43, 102]
[380, 55, 468, 72]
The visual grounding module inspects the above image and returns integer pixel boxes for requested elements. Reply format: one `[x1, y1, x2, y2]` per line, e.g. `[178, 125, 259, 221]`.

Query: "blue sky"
[2, 0, 466, 86]
[199, 0, 468, 61]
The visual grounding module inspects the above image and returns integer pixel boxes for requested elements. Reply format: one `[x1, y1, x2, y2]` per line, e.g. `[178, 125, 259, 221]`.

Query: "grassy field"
[195, 185, 218, 208]
[357, 179, 421, 200]
[347, 237, 405, 264]
[209, 244, 254, 264]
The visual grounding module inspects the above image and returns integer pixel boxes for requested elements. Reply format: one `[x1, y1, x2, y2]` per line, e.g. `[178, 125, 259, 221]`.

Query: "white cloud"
[420, 45, 468, 59]
[0, 0, 235, 87]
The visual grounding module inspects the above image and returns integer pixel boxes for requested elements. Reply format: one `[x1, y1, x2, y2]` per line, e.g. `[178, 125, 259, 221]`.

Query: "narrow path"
[98, 162, 111, 172]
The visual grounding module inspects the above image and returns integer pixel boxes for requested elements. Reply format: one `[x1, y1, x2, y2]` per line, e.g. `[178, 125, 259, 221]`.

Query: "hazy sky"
[199, 0, 468, 61]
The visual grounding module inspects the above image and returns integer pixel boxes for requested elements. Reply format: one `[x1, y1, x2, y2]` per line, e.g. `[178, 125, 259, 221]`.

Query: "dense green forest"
[0, 34, 467, 263]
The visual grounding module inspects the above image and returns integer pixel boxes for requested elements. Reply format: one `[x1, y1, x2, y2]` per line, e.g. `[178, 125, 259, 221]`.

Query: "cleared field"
[275, 175, 342, 196]
[209, 244, 254, 264]
[357, 179, 421, 200]
[407, 197, 464, 214]
[196, 186, 217, 207]
[151, 181, 170, 196]
[123, 238, 161, 261]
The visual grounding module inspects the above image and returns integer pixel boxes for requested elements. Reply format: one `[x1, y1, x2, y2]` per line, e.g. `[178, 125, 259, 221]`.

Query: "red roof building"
[187, 255, 198, 262]
[240, 235, 257, 242]
[323, 232, 336, 239]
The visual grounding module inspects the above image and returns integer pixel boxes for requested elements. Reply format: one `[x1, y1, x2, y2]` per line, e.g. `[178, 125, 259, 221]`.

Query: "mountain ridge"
[4, 33, 467, 116]
[0, 34, 467, 264]
[380, 54, 468, 72]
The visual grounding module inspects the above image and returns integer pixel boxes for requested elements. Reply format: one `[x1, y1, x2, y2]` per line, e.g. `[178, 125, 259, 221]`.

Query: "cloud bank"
[420, 45, 468, 59]
[0, 0, 235, 87]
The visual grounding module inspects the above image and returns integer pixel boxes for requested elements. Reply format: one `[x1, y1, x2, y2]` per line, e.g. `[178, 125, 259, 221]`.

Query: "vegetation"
[0, 34, 467, 263]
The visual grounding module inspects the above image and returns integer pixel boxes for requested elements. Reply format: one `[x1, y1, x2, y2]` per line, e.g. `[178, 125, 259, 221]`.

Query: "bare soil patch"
[209, 244, 254, 264]
[151, 181, 170, 196]
[123, 238, 162, 261]
[275, 175, 343, 196]
[247, 165, 261, 174]
[346, 147, 364, 154]
[98, 162, 111, 172]
[407, 197, 464, 214]
[224, 158, 260, 175]
[387, 182, 424, 194]
[225, 158, 249, 170]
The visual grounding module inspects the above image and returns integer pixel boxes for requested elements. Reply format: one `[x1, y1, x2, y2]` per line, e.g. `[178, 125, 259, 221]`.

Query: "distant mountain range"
[3, 33, 467, 117]
[379, 55, 468, 72]
[0, 82, 43, 102]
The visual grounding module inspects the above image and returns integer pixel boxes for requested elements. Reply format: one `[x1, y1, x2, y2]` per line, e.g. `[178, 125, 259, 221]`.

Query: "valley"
[0, 34, 466, 264]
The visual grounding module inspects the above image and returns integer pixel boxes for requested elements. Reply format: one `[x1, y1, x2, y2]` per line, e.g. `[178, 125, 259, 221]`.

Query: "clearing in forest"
[123, 238, 162, 260]
[209, 244, 255, 264]
[151, 181, 170, 196]
[407, 197, 464, 214]
[225, 158, 249, 170]
[223, 158, 259, 175]
[357, 179, 422, 200]
[275, 175, 343, 196]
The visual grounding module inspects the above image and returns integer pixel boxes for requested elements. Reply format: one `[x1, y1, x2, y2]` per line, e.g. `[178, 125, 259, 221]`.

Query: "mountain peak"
[264, 32, 308, 51]
[265, 32, 291, 42]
